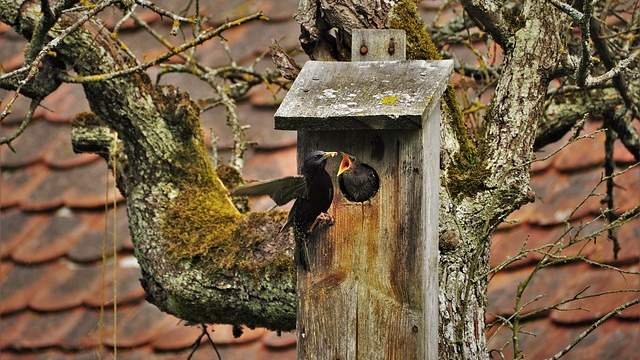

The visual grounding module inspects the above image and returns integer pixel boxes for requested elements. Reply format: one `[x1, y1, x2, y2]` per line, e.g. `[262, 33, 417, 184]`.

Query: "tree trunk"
[0, 0, 565, 358]
[296, 1, 563, 358]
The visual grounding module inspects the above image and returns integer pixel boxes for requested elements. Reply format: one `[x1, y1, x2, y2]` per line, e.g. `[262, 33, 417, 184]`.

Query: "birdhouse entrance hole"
[338, 152, 380, 203]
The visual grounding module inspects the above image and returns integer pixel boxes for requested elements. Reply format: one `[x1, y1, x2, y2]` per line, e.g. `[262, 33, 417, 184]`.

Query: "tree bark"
[294, 0, 564, 358]
[0, 0, 565, 358]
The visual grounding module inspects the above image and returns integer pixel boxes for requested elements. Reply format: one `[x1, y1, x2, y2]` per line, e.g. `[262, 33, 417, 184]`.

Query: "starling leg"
[307, 212, 334, 234]
[296, 237, 310, 271]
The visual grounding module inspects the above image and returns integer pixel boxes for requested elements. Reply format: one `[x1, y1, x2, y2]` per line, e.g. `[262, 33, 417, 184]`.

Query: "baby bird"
[337, 152, 380, 203]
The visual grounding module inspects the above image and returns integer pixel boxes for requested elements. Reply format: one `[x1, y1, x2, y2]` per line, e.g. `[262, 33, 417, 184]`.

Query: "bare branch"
[61, 12, 269, 83]
[0, 99, 38, 149]
[586, 48, 640, 86]
[460, 0, 513, 49]
[546, 298, 640, 360]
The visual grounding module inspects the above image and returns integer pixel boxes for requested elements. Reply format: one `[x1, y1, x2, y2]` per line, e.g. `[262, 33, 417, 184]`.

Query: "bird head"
[337, 152, 354, 176]
[302, 150, 337, 172]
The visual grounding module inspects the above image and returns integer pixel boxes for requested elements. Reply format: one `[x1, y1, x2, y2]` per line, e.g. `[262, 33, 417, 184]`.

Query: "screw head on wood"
[388, 38, 395, 55]
[360, 44, 368, 55]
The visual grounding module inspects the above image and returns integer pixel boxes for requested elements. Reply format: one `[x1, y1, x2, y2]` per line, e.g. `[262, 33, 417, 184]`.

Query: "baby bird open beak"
[337, 152, 352, 176]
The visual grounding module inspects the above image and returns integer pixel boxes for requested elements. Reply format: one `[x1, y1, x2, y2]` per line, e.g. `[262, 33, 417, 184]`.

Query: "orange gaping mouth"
[337, 153, 352, 176]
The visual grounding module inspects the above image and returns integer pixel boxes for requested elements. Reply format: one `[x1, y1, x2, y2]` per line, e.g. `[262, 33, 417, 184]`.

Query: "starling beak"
[337, 152, 380, 203]
[232, 150, 337, 271]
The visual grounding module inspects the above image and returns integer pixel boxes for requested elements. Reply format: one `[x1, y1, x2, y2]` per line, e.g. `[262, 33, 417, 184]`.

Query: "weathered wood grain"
[281, 29, 447, 359]
[274, 60, 452, 131]
[351, 29, 406, 61]
[296, 119, 439, 359]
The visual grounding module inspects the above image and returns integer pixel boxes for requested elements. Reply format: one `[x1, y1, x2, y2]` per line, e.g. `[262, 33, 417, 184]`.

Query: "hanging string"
[111, 139, 118, 358]
[97, 155, 108, 359]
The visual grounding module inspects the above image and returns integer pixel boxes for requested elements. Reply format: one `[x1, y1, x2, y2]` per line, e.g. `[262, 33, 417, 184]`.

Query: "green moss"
[217, 163, 250, 213]
[157, 83, 293, 277]
[216, 164, 243, 189]
[446, 147, 491, 199]
[380, 95, 398, 105]
[163, 183, 242, 260]
[389, 0, 486, 198]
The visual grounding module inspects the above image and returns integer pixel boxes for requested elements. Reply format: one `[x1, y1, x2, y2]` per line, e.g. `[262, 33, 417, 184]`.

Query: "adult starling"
[232, 150, 337, 270]
[337, 152, 380, 203]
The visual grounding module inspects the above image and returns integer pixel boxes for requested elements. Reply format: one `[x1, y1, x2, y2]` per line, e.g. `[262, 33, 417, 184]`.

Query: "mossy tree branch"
[0, 0, 296, 330]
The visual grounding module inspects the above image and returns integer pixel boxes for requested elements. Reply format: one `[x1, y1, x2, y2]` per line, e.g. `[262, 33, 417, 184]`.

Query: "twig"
[217, 87, 248, 172]
[602, 117, 621, 259]
[546, 298, 640, 360]
[586, 48, 640, 86]
[62, 12, 268, 83]
[0, 0, 118, 123]
[187, 324, 221, 360]
[0, 99, 38, 150]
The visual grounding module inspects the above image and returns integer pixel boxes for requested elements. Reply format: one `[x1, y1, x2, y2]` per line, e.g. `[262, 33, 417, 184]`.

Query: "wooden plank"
[351, 29, 406, 61]
[296, 123, 439, 359]
[274, 60, 453, 130]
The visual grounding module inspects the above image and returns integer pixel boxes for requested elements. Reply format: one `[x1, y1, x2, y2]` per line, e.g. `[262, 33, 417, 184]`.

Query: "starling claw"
[317, 212, 334, 226]
[306, 212, 334, 234]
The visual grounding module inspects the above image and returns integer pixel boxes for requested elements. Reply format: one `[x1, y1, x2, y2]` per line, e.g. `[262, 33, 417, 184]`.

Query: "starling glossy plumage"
[232, 150, 337, 270]
[337, 152, 380, 203]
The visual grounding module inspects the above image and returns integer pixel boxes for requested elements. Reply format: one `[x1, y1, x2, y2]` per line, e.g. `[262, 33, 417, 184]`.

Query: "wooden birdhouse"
[274, 29, 453, 360]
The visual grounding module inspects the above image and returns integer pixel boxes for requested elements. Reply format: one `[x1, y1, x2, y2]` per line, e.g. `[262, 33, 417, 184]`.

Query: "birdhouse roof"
[274, 60, 453, 130]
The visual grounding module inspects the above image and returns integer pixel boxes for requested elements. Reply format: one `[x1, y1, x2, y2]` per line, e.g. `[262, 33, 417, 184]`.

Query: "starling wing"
[231, 176, 308, 206]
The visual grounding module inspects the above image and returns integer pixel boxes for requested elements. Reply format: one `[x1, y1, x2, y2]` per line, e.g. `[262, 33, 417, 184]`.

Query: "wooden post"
[275, 29, 452, 360]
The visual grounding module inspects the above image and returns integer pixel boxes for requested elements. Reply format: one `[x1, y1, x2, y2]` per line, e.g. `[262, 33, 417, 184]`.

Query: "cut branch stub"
[275, 29, 452, 360]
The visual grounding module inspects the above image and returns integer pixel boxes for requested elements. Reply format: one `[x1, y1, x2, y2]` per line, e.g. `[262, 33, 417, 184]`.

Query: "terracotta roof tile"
[0, 311, 31, 349]
[487, 318, 582, 359]
[117, 22, 185, 63]
[0, 262, 63, 314]
[0, 166, 50, 209]
[588, 217, 640, 265]
[255, 345, 297, 360]
[0, 349, 105, 359]
[38, 84, 91, 123]
[248, 83, 286, 108]
[196, 20, 299, 67]
[9, 308, 85, 350]
[210, 324, 268, 345]
[0, 37, 25, 71]
[102, 301, 176, 348]
[20, 162, 122, 211]
[490, 224, 586, 270]
[0, 261, 12, 281]
[0, 210, 42, 258]
[67, 208, 131, 263]
[0, 120, 62, 169]
[42, 127, 100, 169]
[527, 168, 605, 225]
[151, 321, 205, 351]
[550, 265, 640, 324]
[261, 331, 297, 349]
[84, 257, 145, 308]
[243, 146, 297, 180]
[612, 164, 640, 214]
[554, 122, 607, 172]
[58, 309, 104, 350]
[11, 211, 89, 264]
[201, 101, 297, 150]
[29, 263, 101, 312]
[488, 264, 577, 318]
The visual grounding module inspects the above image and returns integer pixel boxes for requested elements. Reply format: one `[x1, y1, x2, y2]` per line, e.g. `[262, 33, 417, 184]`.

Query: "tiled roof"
[1, 1, 638, 359]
